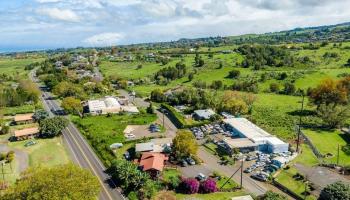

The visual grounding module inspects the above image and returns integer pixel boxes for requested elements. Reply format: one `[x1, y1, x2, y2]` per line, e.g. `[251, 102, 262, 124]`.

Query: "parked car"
[244, 167, 254, 173]
[24, 140, 36, 147]
[181, 159, 188, 167]
[186, 157, 196, 165]
[196, 173, 207, 181]
[251, 173, 268, 182]
[246, 155, 257, 161]
[124, 152, 130, 160]
[125, 134, 135, 139]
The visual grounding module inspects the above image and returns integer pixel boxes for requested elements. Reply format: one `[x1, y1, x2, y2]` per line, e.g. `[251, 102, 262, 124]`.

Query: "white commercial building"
[88, 97, 121, 115]
[223, 118, 289, 153]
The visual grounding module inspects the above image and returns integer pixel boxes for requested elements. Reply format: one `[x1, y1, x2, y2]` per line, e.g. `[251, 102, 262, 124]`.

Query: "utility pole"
[162, 111, 165, 128]
[337, 144, 340, 166]
[240, 159, 243, 189]
[296, 94, 305, 153]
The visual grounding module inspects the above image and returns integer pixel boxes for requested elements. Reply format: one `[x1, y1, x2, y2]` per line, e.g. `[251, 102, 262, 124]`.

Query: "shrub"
[179, 178, 199, 194]
[199, 179, 218, 193]
[319, 181, 350, 200]
[127, 192, 138, 200]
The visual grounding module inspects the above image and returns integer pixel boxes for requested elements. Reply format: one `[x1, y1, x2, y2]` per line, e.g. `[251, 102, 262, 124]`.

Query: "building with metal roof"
[193, 109, 216, 120]
[223, 118, 289, 153]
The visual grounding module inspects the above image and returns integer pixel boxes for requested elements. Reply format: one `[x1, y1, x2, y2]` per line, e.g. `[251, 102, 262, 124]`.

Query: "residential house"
[14, 127, 39, 140]
[14, 113, 34, 125]
[135, 138, 173, 153]
[138, 152, 168, 177]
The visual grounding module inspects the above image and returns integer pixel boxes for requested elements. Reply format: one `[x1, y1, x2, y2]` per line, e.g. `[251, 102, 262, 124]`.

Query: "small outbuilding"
[272, 156, 289, 168]
[193, 109, 216, 120]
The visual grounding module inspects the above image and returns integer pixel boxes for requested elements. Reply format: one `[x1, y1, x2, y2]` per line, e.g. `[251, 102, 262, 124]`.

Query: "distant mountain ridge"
[2, 21, 350, 55]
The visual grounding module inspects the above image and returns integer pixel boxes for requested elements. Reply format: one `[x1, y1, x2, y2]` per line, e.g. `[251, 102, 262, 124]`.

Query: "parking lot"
[190, 121, 231, 140]
[123, 124, 164, 140]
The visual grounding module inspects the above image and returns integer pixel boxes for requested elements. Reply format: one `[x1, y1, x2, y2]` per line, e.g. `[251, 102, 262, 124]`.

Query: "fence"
[298, 129, 323, 158]
[272, 179, 304, 200]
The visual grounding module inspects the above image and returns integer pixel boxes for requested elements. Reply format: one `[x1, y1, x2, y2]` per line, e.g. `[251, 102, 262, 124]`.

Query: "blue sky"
[1, 0, 350, 52]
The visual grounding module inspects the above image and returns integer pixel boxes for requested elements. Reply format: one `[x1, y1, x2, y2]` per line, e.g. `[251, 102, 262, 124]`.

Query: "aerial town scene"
[0, 1, 350, 200]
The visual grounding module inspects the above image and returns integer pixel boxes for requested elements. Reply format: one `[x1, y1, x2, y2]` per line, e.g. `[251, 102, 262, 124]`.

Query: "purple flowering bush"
[199, 179, 218, 193]
[179, 178, 200, 194]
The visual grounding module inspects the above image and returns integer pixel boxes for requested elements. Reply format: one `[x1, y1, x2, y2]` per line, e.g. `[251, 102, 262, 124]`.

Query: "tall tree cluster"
[309, 77, 350, 128]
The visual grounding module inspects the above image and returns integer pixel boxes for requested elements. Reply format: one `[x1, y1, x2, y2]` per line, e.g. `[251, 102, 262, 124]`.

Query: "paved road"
[197, 147, 267, 196]
[29, 70, 124, 200]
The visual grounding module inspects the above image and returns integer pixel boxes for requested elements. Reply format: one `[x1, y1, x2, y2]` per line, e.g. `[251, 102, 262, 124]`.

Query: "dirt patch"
[155, 191, 176, 200]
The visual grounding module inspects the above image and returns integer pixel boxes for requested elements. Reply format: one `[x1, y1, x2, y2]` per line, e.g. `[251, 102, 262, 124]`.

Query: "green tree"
[39, 117, 69, 138]
[228, 70, 240, 78]
[319, 181, 350, 200]
[270, 83, 280, 93]
[146, 103, 154, 114]
[316, 104, 350, 128]
[222, 98, 248, 116]
[61, 97, 83, 115]
[150, 89, 165, 102]
[211, 80, 223, 90]
[188, 73, 194, 81]
[283, 82, 296, 95]
[107, 159, 150, 192]
[309, 78, 348, 107]
[258, 191, 287, 200]
[33, 110, 49, 122]
[172, 130, 198, 159]
[2, 164, 100, 200]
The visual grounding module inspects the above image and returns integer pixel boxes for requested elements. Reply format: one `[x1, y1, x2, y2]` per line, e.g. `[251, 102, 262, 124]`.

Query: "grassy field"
[72, 113, 157, 165]
[8, 136, 70, 167]
[303, 129, 350, 166]
[0, 57, 43, 77]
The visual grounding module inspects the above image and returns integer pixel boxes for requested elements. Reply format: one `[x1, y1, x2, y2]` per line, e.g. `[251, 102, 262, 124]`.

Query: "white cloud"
[36, 7, 80, 22]
[83, 32, 124, 46]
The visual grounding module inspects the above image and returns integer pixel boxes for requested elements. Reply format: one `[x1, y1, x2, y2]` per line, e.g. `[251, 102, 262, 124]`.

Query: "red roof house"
[138, 152, 168, 177]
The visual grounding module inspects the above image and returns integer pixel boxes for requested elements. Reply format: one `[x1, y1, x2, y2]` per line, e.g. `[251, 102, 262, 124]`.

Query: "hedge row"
[161, 103, 208, 129]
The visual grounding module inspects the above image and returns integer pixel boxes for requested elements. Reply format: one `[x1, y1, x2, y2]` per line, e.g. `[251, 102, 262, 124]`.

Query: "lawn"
[303, 129, 350, 166]
[71, 113, 157, 166]
[293, 144, 319, 167]
[275, 167, 317, 200]
[175, 190, 247, 200]
[162, 168, 181, 183]
[216, 175, 239, 190]
[2, 104, 37, 115]
[1, 157, 20, 184]
[8, 136, 70, 167]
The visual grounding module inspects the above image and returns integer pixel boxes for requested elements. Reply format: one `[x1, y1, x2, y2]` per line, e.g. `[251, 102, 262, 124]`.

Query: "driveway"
[197, 147, 267, 196]
[0, 136, 29, 174]
[295, 163, 350, 190]
[179, 164, 212, 178]
[119, 89, 178, 138]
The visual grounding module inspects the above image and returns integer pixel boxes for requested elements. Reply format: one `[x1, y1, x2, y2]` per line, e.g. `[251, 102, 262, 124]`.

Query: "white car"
[125, 134, 136, 139]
